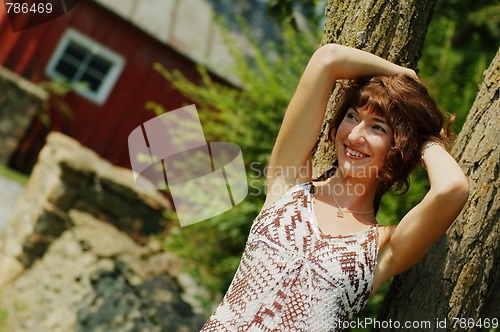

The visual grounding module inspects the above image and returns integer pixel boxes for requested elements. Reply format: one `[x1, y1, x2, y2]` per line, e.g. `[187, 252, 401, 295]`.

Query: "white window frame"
[45, 28, 125, 105]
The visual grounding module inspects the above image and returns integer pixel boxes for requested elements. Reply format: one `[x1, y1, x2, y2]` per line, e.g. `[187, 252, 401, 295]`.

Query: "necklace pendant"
[337, 209, 344, 218]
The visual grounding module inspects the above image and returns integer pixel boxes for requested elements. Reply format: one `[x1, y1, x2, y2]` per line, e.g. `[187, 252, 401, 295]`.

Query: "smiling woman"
[329, 74, 451, 195]
[200, 44, 469, 331]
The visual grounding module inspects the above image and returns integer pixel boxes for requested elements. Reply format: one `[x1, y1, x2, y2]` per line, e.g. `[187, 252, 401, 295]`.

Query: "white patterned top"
[201, 182, 379, 331]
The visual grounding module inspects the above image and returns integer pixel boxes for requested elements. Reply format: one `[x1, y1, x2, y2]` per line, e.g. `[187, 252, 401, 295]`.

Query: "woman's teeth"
[345, 146, 367, 158]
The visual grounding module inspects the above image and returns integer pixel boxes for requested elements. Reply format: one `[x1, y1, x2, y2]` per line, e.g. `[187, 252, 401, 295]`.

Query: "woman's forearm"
[422, 142, 469, 199]
[320, 44, 416, 81]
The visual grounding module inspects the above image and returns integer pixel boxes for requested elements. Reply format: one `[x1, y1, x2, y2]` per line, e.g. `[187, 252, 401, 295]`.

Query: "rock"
[0, 66, 48, 164]
[4, 132, 173, 267]
[0, 133, 205, 331]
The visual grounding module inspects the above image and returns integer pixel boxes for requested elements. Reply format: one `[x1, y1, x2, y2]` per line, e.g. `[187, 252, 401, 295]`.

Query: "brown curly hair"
[328, 74, 453, 196]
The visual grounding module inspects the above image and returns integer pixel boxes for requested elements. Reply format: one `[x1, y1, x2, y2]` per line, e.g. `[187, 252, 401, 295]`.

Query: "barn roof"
[93, 0, 274, 85]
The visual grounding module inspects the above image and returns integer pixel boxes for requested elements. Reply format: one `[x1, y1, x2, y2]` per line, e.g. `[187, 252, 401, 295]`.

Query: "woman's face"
[335, 106, 394, 181]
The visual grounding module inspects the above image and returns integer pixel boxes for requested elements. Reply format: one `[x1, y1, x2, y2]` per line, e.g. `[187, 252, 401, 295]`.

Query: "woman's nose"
[348, 123, 366, 143]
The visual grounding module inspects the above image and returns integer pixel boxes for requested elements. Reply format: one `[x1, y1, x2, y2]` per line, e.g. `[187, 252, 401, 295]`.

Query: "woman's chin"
[338, 163, 379, 181]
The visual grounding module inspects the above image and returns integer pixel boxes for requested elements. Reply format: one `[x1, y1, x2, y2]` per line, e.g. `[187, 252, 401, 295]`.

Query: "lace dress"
[201, 182, 378, 331]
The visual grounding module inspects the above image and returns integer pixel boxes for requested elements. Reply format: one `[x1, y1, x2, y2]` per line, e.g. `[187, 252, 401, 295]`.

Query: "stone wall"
[0, 66, 48, 165]
[0, 132, 205, 332]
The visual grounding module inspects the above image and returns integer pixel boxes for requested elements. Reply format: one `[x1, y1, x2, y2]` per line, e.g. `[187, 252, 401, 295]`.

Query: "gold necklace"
[331, 192, 374, 218]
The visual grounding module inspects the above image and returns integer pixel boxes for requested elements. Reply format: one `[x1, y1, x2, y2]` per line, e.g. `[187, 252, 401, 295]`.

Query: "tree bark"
[314, 0, 436, 178]
[376, 48, 500, 331]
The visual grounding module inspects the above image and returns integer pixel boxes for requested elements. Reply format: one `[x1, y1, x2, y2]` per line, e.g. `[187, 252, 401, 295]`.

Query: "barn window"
[45, 28, 125, 105]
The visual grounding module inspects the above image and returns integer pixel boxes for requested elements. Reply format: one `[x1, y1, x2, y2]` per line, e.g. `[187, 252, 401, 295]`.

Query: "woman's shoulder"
[261, 180, 312, 211]
[262, 176, 330, 209]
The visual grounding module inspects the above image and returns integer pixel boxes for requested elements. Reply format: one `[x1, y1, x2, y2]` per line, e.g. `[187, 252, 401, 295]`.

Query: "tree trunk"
[377, 48, 500, 331]
[314, 0, 436, 178]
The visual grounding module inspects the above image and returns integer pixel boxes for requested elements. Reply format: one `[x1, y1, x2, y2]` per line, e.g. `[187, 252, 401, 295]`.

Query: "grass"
[0, 164, 28, 185]
[0, 308, 7, 332]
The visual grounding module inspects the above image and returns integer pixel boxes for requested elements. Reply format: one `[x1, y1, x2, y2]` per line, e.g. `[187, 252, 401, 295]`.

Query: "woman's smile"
[344, 144, 371, 159]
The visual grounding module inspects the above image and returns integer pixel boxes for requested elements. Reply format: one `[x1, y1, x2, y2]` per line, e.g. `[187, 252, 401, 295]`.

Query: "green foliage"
[267, 0, 324, 29]
[155, 22, 320, 314]
[0, 308, 7, 332]
[418, 0, 499, 131]
[377, 168, 430, 226]
[0, 164, 28, 185]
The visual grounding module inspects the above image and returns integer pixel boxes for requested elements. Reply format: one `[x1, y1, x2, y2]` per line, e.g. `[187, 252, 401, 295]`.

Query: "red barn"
[0, 0, 270, 172]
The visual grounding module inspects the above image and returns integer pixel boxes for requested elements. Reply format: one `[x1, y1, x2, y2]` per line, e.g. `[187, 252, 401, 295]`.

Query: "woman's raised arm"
[266, 44, 415, 197]
[376, 143, 469, 280]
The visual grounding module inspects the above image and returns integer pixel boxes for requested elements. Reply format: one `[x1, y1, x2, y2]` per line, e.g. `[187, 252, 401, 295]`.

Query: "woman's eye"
[373, 125, 387, 133]
[346, 112, 358, 121]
